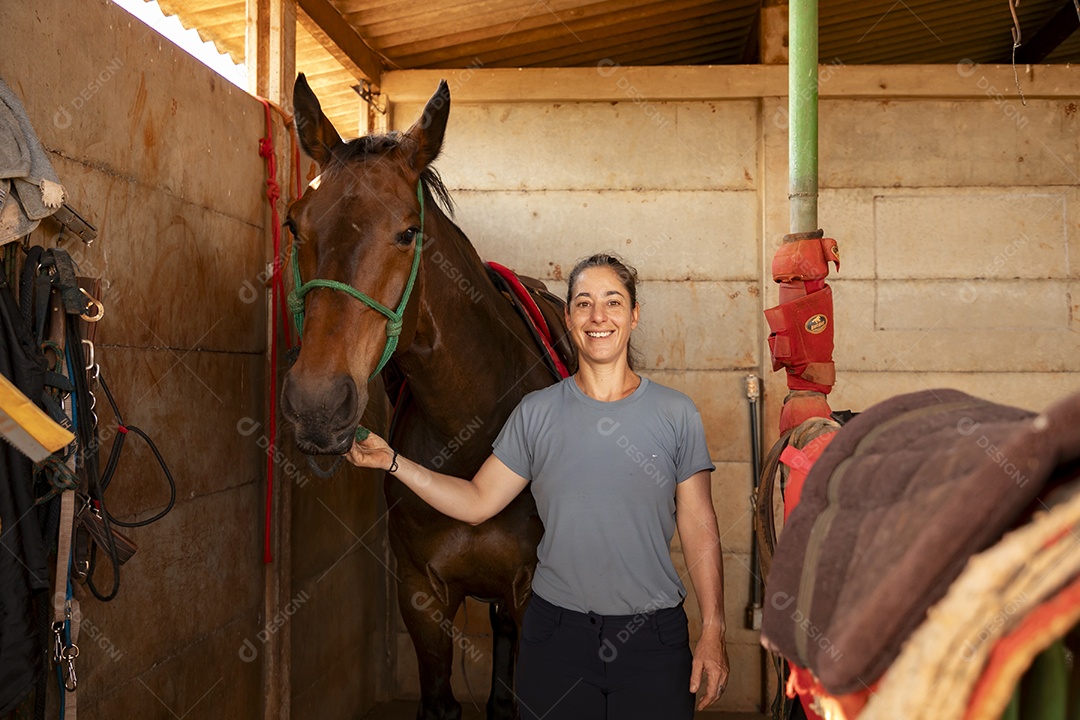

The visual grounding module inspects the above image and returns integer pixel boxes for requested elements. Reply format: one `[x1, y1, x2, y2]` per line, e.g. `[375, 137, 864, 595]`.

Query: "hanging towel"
[0, 75, 65, 244]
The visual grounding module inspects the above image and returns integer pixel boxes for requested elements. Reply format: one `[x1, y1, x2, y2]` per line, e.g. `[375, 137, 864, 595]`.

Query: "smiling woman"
[348, 250, 731, 719]
[564, 253, 645, 374]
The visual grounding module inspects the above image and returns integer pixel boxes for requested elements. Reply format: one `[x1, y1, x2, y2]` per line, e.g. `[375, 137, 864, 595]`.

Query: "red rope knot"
[259, 136, 274, 159]
[265, 175, 281, 205]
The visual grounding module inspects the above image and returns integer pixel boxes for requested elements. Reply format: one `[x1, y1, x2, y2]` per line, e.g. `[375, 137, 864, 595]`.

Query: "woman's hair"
[565, 253, 644, 371]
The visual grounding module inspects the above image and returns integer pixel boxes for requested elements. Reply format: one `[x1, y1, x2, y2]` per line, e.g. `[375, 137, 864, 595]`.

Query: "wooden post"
[246, 0, 297, 109]
[760, 0, 790, 65]
[245, 0, 270, 98]
[246, 1, 296, 718]
[269, 0, 297, 111]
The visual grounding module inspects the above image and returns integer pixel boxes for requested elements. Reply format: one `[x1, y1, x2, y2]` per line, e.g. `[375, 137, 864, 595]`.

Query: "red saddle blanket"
[485, 262, 571, 380]
[762, 388, 1080, 695]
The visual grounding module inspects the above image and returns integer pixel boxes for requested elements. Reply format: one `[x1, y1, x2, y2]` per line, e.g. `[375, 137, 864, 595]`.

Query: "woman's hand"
[690, 631, 730, 710]
[345, 432, 394, 471]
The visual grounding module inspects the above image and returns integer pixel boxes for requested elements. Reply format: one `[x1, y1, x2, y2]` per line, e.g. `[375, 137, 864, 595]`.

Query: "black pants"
[516, 594, 695, 720]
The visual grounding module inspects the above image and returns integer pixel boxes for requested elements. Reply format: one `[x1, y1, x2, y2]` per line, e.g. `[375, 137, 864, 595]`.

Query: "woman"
[347, 253, 729, 719]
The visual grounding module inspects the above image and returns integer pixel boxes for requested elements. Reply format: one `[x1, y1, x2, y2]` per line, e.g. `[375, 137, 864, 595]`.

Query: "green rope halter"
[287, 181, 426, 442]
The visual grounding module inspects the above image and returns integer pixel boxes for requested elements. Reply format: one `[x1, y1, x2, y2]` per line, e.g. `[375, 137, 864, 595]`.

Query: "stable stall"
[0, 1, 1078, 718]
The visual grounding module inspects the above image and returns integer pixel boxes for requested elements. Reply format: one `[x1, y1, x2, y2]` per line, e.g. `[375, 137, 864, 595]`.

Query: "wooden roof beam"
[297, 0, 383, 87]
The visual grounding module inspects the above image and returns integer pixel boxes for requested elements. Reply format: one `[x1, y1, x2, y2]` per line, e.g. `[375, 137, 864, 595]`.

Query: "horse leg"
[399, 573, 465, 720]
[487, 598, 526, 720]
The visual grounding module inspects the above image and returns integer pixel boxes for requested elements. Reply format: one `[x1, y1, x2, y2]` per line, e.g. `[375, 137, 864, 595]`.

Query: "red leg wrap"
[772, 236, 840, 283]
[765, 284, 835, 394]
[767, 232, 841, 432]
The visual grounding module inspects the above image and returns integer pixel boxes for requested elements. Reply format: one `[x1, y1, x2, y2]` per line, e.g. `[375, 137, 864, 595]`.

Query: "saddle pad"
[485, 262, 570, 380]
[762, 388, 1080, 695]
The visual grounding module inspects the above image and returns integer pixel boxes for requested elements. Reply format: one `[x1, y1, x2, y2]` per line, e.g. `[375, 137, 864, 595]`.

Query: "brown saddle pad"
[761, 388, 1080, 694]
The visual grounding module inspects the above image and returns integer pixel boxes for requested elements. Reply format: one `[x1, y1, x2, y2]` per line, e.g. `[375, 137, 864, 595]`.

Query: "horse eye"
[397, 227, 420, 245]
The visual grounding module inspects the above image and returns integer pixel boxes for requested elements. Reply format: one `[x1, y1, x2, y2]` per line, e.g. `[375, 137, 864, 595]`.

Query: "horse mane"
[331, 131, 455, 217]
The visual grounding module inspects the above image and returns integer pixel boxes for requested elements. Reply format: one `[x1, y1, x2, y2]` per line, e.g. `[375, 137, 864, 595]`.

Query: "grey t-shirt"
[492, 376, 715, 615]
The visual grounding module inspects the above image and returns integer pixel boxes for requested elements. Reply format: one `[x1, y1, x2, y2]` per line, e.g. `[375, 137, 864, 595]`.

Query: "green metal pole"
[789, 0, 819, 233]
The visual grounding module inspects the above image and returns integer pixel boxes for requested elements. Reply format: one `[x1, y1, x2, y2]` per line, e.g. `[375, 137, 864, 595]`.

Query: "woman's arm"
[346, 434, 529, 526]
[676, 470, 730, 709]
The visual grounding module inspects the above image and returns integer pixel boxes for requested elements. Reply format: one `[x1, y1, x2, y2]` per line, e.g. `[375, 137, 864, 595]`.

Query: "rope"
[288, 181, 425, 443]
[1008, 0, 1028, 106]
[288, 181, 425, 362]
[96, 374, 176, 528]
[257, 96, 300, 563]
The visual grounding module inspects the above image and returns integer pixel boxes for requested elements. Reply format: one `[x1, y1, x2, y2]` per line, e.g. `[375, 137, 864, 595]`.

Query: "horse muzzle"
[280, 370, 366, 455]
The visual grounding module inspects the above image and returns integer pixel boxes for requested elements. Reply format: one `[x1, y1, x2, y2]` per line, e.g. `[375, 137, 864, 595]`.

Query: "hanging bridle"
[287, 180, 425, 449]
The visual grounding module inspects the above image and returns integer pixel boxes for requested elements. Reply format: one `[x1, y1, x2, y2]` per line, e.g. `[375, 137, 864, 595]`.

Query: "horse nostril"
[280, 373, 300, 422]
[334, 376, 359, 428]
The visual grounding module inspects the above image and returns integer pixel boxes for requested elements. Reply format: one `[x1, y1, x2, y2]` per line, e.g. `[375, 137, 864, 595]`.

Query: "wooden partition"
[1, 1, 387, 717]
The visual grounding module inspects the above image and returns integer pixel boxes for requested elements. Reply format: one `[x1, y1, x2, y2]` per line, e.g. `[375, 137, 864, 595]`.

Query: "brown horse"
[281, 74, 566, 720]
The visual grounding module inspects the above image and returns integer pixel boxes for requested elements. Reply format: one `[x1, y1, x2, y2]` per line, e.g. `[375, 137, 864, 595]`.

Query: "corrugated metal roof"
[151, 0, 1080, 138]
[819, 0, 1073, 65]
[345, 0, 759, 67]
[158, 0, 364, 136]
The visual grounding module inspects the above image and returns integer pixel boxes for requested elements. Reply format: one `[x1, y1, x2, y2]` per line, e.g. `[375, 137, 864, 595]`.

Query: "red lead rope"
[256, 97, 302, 564]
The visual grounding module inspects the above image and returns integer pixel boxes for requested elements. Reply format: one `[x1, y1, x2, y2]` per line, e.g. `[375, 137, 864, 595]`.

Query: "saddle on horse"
[761, 388, 1080, 698]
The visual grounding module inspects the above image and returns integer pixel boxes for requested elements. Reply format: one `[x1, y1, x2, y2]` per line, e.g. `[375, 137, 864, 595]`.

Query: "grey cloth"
[493, 376, 715, 615]
[0, 75, 65, 243]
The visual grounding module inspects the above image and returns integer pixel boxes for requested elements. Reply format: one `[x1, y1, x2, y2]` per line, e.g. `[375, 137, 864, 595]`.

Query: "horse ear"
[404, 80, 450, 171]
[293, 73, 343, 167]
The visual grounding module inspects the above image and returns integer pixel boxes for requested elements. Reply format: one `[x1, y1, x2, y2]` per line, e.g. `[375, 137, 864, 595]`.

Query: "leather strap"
[51, 334, 80, 703]
[51, 489, 74, 626]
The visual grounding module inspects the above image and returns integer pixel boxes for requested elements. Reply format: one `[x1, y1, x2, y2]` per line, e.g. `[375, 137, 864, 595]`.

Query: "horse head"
[281, 73, 450, 455]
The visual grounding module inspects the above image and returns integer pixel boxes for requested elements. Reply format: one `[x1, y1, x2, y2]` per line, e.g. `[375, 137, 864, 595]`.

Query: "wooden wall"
[1, 1, 387, 718]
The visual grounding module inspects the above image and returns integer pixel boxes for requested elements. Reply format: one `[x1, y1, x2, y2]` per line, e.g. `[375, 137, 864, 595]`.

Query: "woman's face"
[565, 266, 639, 368]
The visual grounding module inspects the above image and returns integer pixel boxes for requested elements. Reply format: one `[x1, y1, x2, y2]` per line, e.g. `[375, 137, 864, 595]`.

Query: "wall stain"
[131, 72, 148, 125]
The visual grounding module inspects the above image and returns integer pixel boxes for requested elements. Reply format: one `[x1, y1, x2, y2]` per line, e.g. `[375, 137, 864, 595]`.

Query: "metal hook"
[79, 288, 105, 322]
[63, 644, 79, 691]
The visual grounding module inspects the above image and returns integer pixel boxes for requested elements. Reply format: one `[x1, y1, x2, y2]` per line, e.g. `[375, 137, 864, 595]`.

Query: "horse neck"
[395, 207, 553, 441]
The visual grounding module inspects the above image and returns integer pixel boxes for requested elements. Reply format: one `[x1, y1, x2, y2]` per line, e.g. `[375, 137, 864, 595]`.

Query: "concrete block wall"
[385, 64, 1080, 713]
[819, 98, 1079, 412]
[389, 89, 768, 713]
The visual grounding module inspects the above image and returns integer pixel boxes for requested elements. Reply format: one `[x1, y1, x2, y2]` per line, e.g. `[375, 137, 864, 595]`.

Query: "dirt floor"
[361, 701, 769, 719]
